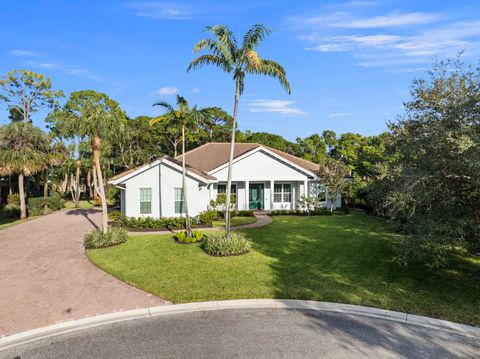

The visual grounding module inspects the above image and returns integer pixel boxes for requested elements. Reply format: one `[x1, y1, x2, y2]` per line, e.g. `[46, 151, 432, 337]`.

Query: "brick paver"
[0, 209, 169, 336]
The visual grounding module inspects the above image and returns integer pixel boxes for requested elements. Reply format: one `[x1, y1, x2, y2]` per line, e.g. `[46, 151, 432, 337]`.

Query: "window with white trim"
[139, 188, 152, 214]
[274, 183, 292, 203]
[174, 188, 184, 214]
[217, 184, 236, 203]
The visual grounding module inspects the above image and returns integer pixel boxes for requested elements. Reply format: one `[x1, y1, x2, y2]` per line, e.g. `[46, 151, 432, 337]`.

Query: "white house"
[109, 143, 341, 218]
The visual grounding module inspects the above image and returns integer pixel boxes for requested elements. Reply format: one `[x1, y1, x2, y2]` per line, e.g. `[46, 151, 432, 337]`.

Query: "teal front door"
[249, 183, 264, 210]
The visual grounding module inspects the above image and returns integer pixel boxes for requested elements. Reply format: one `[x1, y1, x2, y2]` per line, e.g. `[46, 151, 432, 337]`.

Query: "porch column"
[304, 180, 309, 197]
[292, 183, 296, 209]
[270, 180, 274, 211]
[245, 180, 249, 210]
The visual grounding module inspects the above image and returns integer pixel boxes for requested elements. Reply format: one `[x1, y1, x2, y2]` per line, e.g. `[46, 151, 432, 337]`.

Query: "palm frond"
[242, 23, 271, 51]
[247, 59, 291, 94]
[245, 49, 261, 70]
[149, 115, 168, 126]
[187, 54, 231, 73]
[205, 25, 237, 63]
[153, 101, 174, 112]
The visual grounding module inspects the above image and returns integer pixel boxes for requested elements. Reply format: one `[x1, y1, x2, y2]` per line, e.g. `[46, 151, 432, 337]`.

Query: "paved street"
[0, 209, 169, 336]
[2, 309, 478, 358]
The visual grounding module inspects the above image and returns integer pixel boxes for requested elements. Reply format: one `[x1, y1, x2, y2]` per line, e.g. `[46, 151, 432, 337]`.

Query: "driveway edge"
[1, 299, 479, 351]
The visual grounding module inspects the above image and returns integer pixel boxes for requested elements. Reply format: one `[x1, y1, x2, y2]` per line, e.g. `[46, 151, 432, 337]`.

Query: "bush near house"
[270, 207, 350, 216]
[175, 230, 205, 244]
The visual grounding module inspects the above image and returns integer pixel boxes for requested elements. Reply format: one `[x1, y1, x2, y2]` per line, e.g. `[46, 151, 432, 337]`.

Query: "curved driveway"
[0, 209, 169, 336]
[2, 309, 479, 358]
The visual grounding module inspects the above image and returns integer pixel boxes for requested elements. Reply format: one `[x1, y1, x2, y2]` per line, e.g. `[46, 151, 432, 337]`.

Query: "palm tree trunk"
[181, 124, 192, 237]
[18, 173, 27, 219]
[224, 80, 240, 238]
[44, 169, 49, 213]
[75, 159, 81, 207]
[93, 136, 108, 234]
[92, 165, 99, 196]
[87, 169, 93, 199]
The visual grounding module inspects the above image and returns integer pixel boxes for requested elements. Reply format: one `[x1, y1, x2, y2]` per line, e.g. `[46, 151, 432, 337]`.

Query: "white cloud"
[24, 60, 103, 81]
[248, 99, 306, 116]
[291, 11, 439, 29]
[155, 86, 179, 95]
[127, 2, 192, 20]
[10, 49, 40, 57]
[190, 87, 200, 93]
[328, 112, 353, 118]
[308, 34, 402, 52]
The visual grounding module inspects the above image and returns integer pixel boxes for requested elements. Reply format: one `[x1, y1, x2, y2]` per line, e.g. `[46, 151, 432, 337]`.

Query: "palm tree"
[47, 90, 126, 233]
[188, 24, 291, 237]
[0, 122, 49, 218]
[150, 95, 205, 237]
[43, 138, 67, 212]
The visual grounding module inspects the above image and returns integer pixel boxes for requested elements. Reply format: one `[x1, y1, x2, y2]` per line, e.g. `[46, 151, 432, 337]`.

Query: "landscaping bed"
[87, 210, 480, 326]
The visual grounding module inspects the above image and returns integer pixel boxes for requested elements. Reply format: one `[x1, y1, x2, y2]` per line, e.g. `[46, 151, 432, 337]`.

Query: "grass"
[212, 216, 257, 228]
[64, 200, 97, 209]
[86, 210, 480, 326]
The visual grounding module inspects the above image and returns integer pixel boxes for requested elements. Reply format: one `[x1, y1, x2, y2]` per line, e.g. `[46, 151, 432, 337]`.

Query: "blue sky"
[1, 0, 479, 141]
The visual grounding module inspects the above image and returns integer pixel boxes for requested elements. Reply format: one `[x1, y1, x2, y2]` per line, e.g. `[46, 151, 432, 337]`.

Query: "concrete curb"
[1, 299, 479, 351]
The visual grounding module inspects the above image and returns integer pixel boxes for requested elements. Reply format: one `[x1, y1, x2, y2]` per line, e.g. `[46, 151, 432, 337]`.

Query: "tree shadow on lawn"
[65, 208, 101, 230]
[243, 213, 480, 326]
[298, 310, 479, 358]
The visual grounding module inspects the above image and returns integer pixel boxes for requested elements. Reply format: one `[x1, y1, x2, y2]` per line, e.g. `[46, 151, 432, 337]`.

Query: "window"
[313, 183, 326, 202]
[217, 184, 236, 203]
[174, 188, 184, 214]
[139, 188, 152, 214]
[274, 183, 292, 203]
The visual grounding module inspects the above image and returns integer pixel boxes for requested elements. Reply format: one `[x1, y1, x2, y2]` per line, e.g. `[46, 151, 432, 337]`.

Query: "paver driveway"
[0, 209, 169, 336]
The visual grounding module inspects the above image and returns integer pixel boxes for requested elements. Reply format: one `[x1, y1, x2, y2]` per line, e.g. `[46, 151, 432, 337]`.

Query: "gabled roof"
[109, 156, 216, 185]
[176, 142, 319, 175]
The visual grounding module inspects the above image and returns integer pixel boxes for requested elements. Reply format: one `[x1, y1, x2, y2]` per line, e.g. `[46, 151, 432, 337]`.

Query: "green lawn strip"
[212, 216, 257, 228]
[0, 213, 30, 230]
[86, 211, 480, 326]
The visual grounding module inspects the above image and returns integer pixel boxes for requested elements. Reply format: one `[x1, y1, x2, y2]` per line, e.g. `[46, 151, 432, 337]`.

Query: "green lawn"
[64, 200, 97, 209]
[0, 212, 29, 230]
[87, 211, 480, 326]
[212, 216, 257, 228]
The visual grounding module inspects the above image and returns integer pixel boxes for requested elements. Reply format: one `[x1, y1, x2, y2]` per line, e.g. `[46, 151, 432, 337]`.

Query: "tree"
[0, 122, 48, 218]
[387, 57, 480, 268]
[0, 70, 63, 123]
[188, 24, 291, 237]
[151, 95, 205, 237]
[43, 138, 67, 211]
[317, 158, 349, 211]
[47, 90, 126, 233]
[199, 107, 232, 142]
[296, 134, 327, 163]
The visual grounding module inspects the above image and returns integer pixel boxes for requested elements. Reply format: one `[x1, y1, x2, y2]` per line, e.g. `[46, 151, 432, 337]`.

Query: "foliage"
[28, 194, 65, 216]
[0, 69, 63, 123]
[198, 209, 220, 226]
[317, 158, 350, 211]
[202, 231, 249, 256]
[175, 230, 205, 243]
[3, 204, 20, 218]
[108, 210, 122, 222]
[296, 195, 321, 215]
[84, 227, 128, 249]
[7, 193, 20, 205]
[237, 210, 255, 217]
[122, 216, 187, 230]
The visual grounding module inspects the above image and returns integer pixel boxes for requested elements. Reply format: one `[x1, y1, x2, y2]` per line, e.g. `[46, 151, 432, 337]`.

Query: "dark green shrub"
[46, 193, 65, 210]
[84, 227, 128, 249]
[313, 207, 334, 216]
[198, 209, 219, 226]
[202, 231, 249, 256]
[334, 207, 350, 215]
[237, 210, 255, 217]
[3, 203, 20, 218]
[122, 216, 188, 230]
[174, 230, 205, 243]
[27, 194, 65, 216]
[108, 210, 122, 222]
[7, 193, 20, 205]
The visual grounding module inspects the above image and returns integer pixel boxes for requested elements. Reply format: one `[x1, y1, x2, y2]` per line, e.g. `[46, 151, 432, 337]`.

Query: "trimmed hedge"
[270, 207, 350, 216]
[28, 194, 65, 216]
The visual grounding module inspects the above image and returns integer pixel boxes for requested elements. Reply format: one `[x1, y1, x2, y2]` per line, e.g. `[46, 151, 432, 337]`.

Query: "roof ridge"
[261, 144, 319, 168]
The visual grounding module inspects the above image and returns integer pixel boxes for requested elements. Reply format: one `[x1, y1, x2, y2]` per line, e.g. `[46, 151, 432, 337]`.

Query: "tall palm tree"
[47, 90, 126, 233]
[150, 95, 205, 237]
[0, 122, 49, 218]
[188, 24, 291, 237]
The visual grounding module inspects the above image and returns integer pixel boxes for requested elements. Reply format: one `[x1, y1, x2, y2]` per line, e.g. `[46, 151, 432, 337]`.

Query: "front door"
[249, 183, 264, 210]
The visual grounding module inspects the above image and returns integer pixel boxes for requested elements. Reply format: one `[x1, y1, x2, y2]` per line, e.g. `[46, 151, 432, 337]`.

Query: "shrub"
[108, 210, 122, 222]
[94, 195, 102, 206]
[174, 230, 205, 244]
[202, 231, 249, 256]
[84, 227, 128, 249]
[121, 216, 186, 230]
[3, 203, 20, 218]
[198, 209, 219, 226]
[7, 193, 20, 205]
[334, 207, 350, 215]
[27, 194, 65, 216]
[237, 210, 255, 217]
[312, 207, 334, 216]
